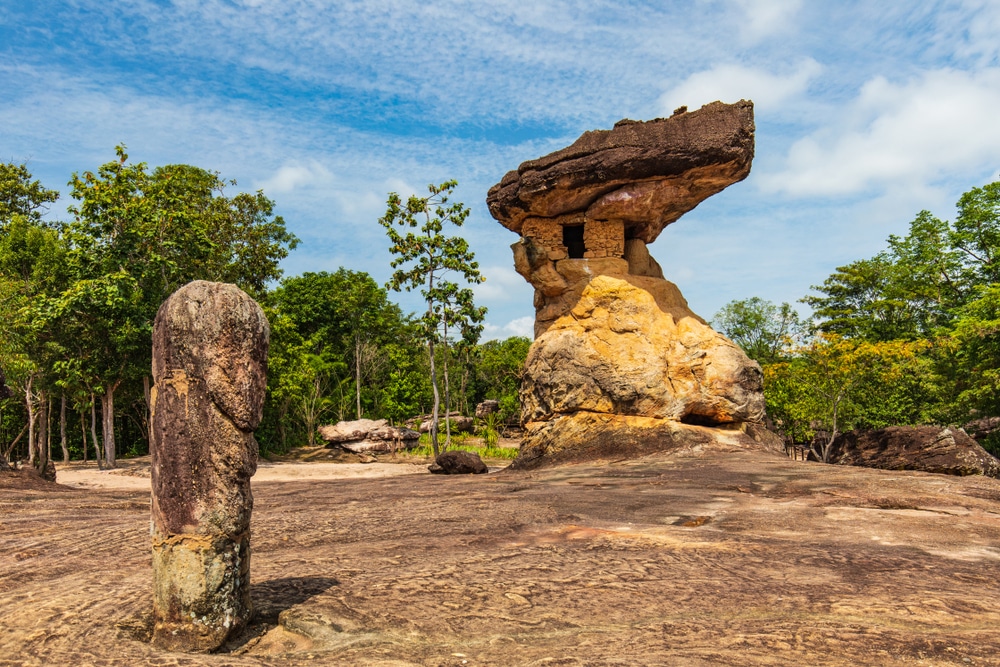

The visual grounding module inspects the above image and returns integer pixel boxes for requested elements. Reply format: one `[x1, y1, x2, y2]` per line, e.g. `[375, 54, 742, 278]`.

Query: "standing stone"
[150, 281, 269, 652]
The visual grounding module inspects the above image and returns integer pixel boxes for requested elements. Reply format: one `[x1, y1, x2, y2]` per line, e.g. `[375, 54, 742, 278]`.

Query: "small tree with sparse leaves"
[379, 180, 485, 456]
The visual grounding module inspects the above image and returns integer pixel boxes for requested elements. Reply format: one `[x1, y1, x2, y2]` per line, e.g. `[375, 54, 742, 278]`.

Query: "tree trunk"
[278, 398, 290, 450]
[60, 395, 69, 464]
[101, 381, 120, 468]
[428, 338, 440, 457]
[90, 393, 100, 469]
[25, 376, 35, 467]
[442, 320, 452, 450]
[460, 348, 470, 418]
[355, 335, 362, 420]
[80, 409, 88, 463]
[47, 396, 53, 464]
[3, 421, 29, 466]
[35, 392, 49, 477]
[143, 375, 152, 444]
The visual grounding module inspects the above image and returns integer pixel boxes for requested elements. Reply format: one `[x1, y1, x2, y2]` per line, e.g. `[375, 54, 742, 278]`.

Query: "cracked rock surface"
[2, 446, 1000, 665]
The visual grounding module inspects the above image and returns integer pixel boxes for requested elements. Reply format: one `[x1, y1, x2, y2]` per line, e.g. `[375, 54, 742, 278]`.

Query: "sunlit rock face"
[486, 101, 765, 469]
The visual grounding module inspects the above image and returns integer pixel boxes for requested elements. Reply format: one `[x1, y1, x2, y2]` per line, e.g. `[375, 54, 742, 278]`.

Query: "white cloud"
[475, 265, 528, 302]
[658, 59, 821, 116]
[952, 0, 1000, 64]
[483, 316, 534, 341]
[731, 0, 803, 43]
[256, 161, 334, 194]
[761, 68, 1000, 197]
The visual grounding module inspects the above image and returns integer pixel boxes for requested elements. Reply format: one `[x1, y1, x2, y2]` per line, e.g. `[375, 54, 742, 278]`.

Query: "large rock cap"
[487, 100, 754, 243]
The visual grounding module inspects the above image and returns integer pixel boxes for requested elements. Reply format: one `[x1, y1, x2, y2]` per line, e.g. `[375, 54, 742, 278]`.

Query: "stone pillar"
[150, 281, 269, 652]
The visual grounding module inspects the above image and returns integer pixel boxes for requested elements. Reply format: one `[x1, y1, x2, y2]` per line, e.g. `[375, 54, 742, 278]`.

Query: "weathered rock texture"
[318, 418, 419, 453]
[150, 281, 269, 652]
[428, 450, 489, 475]
[827, 426, 1000, 478]
[488, 102, 764, 467]
[488, 101, 755, 244]
[475, 400, 500, 419]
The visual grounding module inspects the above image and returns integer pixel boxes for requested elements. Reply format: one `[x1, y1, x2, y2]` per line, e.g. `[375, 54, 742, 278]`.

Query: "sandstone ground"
[1, 440, 999, 666]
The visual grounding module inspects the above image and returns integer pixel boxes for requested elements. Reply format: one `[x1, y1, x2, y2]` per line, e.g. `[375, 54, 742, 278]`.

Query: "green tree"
[802, 255, 924, 341]
[269, 270, 409, 421]
[712, 297, 799, 364]
[0, 162, 59, 229]
[57, 146, 298, 466]
[951, 181, 1000, 287]
[949, 284, 1000, 421]
[379, 180, 485, 455]
[764, 335, 933, 461]
[0, 165, 69, 472]
[474, 336, 531, 421]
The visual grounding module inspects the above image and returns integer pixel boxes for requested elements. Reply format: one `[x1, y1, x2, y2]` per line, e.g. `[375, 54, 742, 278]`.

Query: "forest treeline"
[0, 150, 529, 470]
[713, 178, 1000, 460]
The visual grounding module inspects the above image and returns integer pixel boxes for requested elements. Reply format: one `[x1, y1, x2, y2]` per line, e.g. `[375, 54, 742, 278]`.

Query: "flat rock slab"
[487, 100, 755, 243]
[2, 448, 999, 665]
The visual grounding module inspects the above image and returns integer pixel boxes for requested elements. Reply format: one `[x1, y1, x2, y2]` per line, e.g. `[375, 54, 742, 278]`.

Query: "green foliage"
[712, 297, 799, 364]
[260, 270, 430, 451]
[948, 284, 1000, 418]
[408, 440, 518, 461]
[379, 180, 486, 455]
[463, 335, 530, 427]
[0, 162, 59, 228]
[477, 411, 503, 447]
[952, 181, 1000, 286]
[763, 335, 934, 460]
[789, 178, 1000, 456]
[0, 151, 298, 465]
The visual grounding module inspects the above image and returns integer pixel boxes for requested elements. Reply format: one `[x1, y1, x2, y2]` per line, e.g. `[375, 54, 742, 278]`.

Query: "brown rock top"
[487, 100, 754, 243]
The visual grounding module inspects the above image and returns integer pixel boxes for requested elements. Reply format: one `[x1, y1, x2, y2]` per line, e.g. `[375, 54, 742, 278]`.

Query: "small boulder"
[419, 415, 474, 434]
[319, 418, 388, 443]
[318, 419, 419, 453]
[475, 400, 500, 420]
[828, 426, 1000, 478]
[428, 450, 488, 475]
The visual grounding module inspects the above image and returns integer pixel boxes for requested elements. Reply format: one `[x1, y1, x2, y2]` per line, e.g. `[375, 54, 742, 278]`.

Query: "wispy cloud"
[731, 0, 804, 44]
[659, 59, 821, 115]
[4, 1, 1000, 333]
[760, 68, 1000, 197]
[483, 316, 534, 341]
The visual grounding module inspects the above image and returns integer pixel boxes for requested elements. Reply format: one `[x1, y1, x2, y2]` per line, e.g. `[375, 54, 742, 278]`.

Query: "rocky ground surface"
[2, 438, 999, 666]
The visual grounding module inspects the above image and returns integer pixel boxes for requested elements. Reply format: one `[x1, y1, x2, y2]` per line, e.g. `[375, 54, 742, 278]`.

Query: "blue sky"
[3, 1, 1000, 339]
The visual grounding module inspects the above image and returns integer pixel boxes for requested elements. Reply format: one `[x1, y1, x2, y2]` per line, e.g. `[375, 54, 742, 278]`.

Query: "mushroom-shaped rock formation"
[487, 101, 765, 469]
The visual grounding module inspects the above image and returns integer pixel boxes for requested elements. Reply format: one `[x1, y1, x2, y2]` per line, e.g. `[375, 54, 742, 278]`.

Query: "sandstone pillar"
[150, 281, 269, 651]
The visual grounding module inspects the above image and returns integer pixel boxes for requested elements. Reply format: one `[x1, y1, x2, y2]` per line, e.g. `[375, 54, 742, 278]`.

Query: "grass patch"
[409, 441, 519, 461]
